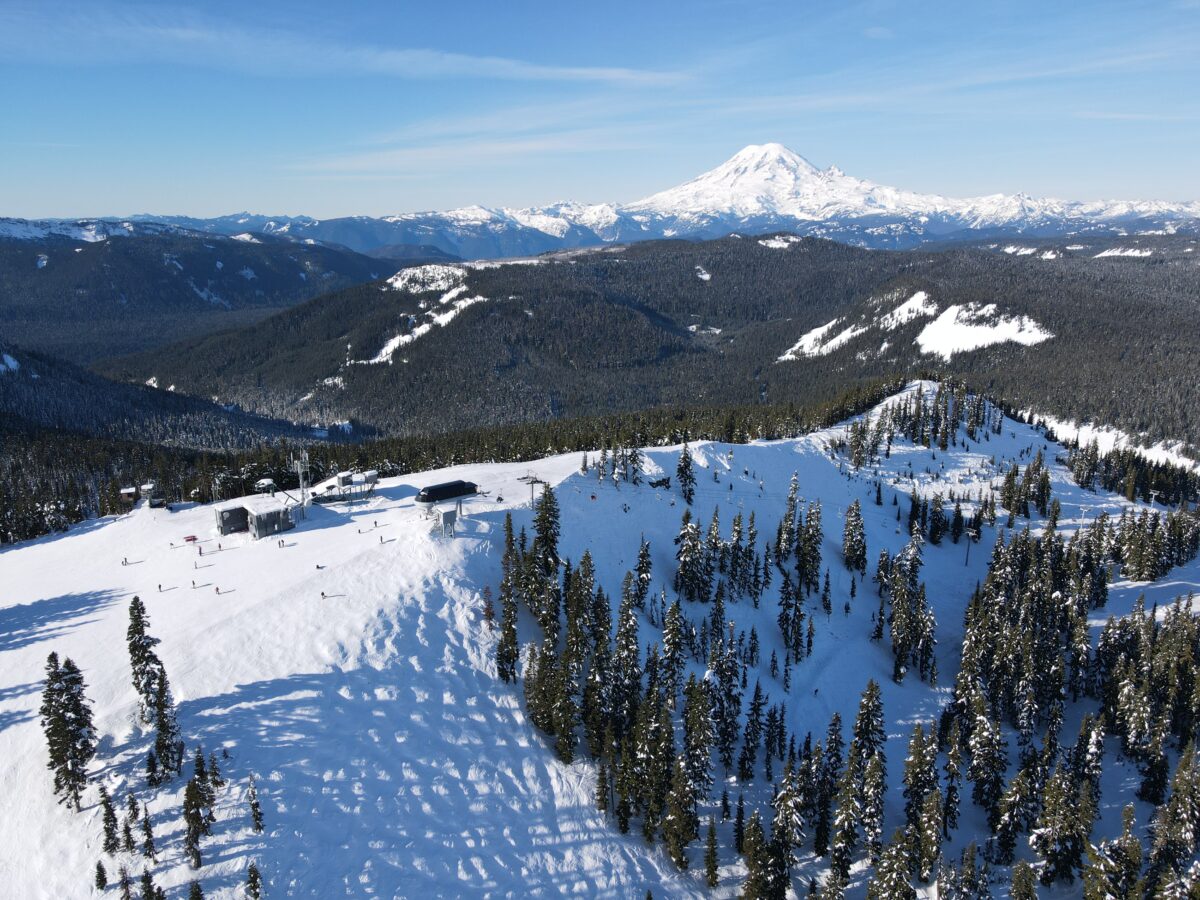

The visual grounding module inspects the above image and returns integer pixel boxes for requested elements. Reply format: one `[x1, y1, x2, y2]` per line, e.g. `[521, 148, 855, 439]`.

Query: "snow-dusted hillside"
[1, 383, 1196, 897]
[775, 288, 1054, 365]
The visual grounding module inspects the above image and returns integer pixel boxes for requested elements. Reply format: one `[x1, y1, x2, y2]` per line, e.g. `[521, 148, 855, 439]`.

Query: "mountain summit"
[626, 142, 958, 223]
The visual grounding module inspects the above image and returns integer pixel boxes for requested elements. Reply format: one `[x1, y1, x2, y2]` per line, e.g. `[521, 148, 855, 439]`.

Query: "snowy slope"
[1, 383, 1196, 897]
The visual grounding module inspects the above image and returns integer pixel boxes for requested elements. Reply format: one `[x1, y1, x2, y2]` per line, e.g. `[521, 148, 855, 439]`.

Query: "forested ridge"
[97, 233, 1200, 445]
[0, 231, 384, 361]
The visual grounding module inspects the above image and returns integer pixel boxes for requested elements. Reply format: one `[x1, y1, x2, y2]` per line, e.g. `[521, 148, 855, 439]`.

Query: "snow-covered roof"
[214, 495, 289, 515]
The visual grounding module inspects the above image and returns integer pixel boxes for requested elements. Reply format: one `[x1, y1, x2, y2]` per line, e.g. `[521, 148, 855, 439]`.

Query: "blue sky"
[1, 0, 1198, 217]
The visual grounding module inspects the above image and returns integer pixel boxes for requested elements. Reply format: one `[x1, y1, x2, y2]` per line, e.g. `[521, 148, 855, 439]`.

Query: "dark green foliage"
[866, 828, 916, 900]
[1082, 804, 1143, 900]
[1030, 765, 1096, 885]
[1010, 861, 1038, 900]
[705, 816, 719, 887]
[676, 445, 696, 505]
[140, 804, 156, 860]
[495, 514, 520, 683]
[100, 785, 119, 854]
[101, 233, 1200, 453]
[39, 653, 96, 810]
[139, 869, 163, 900]
[1, 371, 904, 545]
[246, 862, 262, 899]
[0, 340, 316, 453]
[248, 774, 265, 833]
[182, 778, 206, 869]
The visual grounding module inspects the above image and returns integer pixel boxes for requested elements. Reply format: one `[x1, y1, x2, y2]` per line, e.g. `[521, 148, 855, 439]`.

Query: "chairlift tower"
[292, 450, 311, 519]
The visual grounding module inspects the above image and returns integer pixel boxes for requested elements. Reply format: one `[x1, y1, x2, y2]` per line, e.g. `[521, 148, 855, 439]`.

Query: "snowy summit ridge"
[625, 142, 955, 222]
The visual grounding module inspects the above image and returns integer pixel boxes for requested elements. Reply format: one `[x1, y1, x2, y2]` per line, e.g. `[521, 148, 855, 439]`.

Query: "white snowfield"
[876, 290, 936, 331]
[0, 382, 1195, 897]
[914, 303, 1052, 360]
[385, 264, 466, 294]
[1093, 247, 1154, 258]
[776, 318, 839, 360]
[777, 291, 1051, 363]
[757, 235, 804, 250]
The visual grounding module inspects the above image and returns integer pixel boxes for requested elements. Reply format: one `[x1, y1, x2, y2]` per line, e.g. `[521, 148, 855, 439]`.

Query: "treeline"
[0, 376, 906, 545]
[1067, 441, 1200, 507]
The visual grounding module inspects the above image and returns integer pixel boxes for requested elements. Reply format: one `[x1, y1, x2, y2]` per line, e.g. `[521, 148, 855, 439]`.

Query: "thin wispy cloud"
[1074, 111, 1197, 122]
[292, 127, 661, 178]
[0, 4, 684, 85]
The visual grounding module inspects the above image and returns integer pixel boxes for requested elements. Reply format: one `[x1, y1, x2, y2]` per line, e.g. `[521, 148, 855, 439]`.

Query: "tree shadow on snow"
[0, 589, 124, 653]
[0, 708, 33, 733]
[169, 664, 670, 898]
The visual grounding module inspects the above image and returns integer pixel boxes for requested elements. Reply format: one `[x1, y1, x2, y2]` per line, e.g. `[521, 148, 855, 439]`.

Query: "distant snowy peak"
[627, 143, 1200, 229]
[627, 142, 955, 222]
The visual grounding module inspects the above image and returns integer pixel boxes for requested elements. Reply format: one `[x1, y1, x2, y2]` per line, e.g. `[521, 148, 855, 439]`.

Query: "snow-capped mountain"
[7, 144, 1199, 257]
[626, 142, 960, 223]
[626, 142, 1200, 239]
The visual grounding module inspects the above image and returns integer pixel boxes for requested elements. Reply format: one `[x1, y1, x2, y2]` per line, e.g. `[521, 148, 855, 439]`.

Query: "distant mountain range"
[5, 144, 1198, 258]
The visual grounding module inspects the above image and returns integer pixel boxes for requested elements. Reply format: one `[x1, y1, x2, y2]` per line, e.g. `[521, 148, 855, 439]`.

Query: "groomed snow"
[1093, 247, 1153, 258]
[915, 303, 1053, 360]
